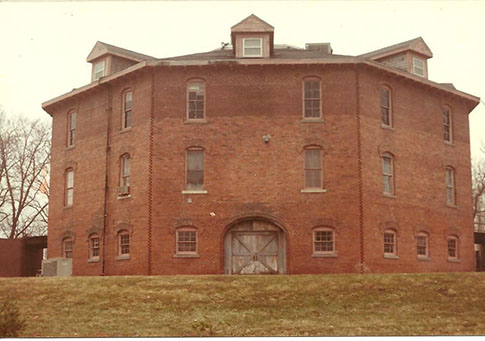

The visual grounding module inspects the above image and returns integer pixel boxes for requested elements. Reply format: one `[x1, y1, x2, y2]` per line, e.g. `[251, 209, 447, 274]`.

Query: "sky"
[0, 0, 484, 159]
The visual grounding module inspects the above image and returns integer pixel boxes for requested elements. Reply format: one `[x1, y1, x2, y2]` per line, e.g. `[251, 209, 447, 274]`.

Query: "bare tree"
[0, 110, 50, 239]
[473, 144, 485, 232]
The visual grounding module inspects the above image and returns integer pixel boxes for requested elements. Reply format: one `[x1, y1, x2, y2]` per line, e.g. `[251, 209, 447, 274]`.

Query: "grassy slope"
[1, 272, 485, 337]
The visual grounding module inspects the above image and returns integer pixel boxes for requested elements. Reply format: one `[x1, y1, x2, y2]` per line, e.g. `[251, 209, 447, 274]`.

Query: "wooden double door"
[224, 219, 287, 274]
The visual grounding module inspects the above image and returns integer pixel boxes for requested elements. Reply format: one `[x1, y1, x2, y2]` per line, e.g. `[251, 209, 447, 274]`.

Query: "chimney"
[305, 43, 333, 55]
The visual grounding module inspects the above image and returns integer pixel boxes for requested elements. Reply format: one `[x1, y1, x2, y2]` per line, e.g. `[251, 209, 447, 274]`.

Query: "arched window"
[122, 90, 132, 130]
[67, 111, 76, 147]
[187, 81, 205, 120]
[304, 146, 322, 189]
[176, 227, 198, 255]
[443, 106, 452, 142]
[63, 237, 73, 259]
[119, 154, 131, 195]
[65, 168, 74, 207]
[417, 232, 429, 258]
[383, 229, 397, 257]
[89, 234, 100, 261]
[447, 235, 459, 260]
[186, 148, 204, 190]
[380, 86, 392, 127]
[382, 152, 394, 196]
[303, 78, 321, 119]
[445, 166, 455, 206]
[313, 227, 335, 255]
[117, 230, 130, 258]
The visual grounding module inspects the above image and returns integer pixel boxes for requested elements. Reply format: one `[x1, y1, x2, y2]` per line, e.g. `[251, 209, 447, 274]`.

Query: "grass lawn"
[1, 272, 485, 337]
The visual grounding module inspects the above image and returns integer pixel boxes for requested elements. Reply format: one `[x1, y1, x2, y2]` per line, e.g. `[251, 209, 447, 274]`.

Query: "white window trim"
[94, 61, 105, 81]
[242, 38, 263, 57]
[412, 57, 425, 77]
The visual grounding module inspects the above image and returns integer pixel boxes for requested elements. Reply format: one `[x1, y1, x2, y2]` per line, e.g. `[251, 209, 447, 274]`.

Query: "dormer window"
[412, 57, 425, 77]
[243, 38, 263, 57]
[93, 60, 105, 81]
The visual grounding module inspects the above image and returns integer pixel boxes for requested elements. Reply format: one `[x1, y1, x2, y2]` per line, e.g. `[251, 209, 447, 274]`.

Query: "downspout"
[147, 68, 155, 275]
[355, 64, 365, 274]
[101, 83, 113, 276]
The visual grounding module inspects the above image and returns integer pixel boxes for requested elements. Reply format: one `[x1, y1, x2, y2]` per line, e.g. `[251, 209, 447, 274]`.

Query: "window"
[380, 87, 392, 127]
[445, 167, 455, 206]
[303, 79, 321, 118]
[186, 149, 204, 190]
[67, 111, 76, 147]
[384, 230, 397, 257]
[65, 168, 74, 207]
[119, 154, 130, 195]
[122, 91, 132, 129]
[412, 57, 425, 77]
[118, 231, 130, 257]
[382, 153, 394, 196]
[89, 235, 100, 260]
[242, 38, 262, 57]
[304, 147, 322, 189]
[443, 107, 452, 142]
[447, 235, 459, 260]
[63, 238, 73, 259]
[417, 232, 429, 258]
[176, 228, 198, 254]
[93, 61, 105, 81]
[187, 82, 205, 120]
[313, 228, 335, 254]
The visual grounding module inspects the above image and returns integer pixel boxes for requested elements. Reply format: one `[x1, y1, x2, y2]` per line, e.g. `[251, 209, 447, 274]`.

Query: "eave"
[42, 57, 480, 115]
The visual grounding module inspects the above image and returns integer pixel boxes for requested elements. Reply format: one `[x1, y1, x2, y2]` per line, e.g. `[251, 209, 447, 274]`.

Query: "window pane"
[123, 156, 131, 176]
[245, 39, 261, 47]
[381, 108, 390, 125]
[382, 157, 391, 174]
[187, 151, 204, 171]
[380, 89, 389, 107]
[305, 149, 320, 168]
[67, 170, 74, 187]
[187, 171, 204, 189]
[244, 47, 262, 55]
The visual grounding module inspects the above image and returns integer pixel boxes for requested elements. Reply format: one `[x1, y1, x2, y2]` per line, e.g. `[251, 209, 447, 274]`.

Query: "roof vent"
[305, 43, 333, 55]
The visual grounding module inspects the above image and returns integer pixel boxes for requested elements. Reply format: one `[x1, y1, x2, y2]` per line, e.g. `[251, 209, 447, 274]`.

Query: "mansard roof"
[86, 41, 155, 63]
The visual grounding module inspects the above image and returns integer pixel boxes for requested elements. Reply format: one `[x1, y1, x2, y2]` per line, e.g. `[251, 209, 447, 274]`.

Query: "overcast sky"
[0, 1, 484, 159]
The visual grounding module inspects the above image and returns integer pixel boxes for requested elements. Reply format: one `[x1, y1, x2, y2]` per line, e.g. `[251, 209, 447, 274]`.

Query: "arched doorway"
[224, 219, 287, 274]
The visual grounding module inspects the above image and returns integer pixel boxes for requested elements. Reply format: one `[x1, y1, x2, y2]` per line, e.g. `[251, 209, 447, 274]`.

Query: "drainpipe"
[101, 83, 113, 276]
[147, 69, 155, 275]
[355, 64, 365, 274]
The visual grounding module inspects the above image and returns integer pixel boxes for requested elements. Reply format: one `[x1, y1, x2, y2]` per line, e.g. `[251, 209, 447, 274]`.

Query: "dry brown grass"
[1, 272, 484, 337]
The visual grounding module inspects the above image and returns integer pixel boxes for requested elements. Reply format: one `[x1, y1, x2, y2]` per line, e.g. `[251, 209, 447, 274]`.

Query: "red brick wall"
[46, 62, 475, 275]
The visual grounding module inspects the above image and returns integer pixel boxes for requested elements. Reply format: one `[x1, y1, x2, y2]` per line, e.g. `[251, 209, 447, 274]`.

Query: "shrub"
[0, 297, 26, 337]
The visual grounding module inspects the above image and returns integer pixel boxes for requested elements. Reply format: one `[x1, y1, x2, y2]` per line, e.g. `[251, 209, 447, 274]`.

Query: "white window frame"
[122, 90, 132, 130]
[443, 106, 452, 143]
[176, 228, 198, 255]
[417, 232, 429, 259]
[412, 57, 425, 77]
[313, 228, 335, 255]
[65, 168, 74, 207]
[89, 235, 100, 261]
[119, 154, 131, 196]
[447, 235, 459, 261]
[382, 153, 394, 196]
[445, 167, 456, 206]
[384, 230, 397, 258]
[94, 61, 105, 81]
[242, 38, 263, 57]
[63, 238, 73, 259]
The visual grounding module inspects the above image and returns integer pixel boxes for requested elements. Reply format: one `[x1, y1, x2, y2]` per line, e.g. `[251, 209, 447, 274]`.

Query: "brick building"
[42, 15, 480, 275]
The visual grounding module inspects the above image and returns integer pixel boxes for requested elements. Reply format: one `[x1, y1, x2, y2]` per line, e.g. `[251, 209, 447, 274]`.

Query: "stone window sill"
[65, 145, 75, 151]
[300, 118, 324, 123]
[174, 253, 200, 258]
[184, 119, 207, 124]
[417, 256, 430, 261]
[182, 190, 207, 194]
[312, 253, 337, 258]
[120, 127, 132, 134]
[116, 255, 130, 261]
[383, 193, 396, 199]
[63, 205, 73, 210]
[446, 204, 458, 209]
[301, 188, 327, 193]
[444, 140, 455, 147]
[448, 258, 460, 263]
[384, 254, 399, 259]
[381, 124, 394, 131]
[88, 257, 100, 263]
[118, 194, 131, 200]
